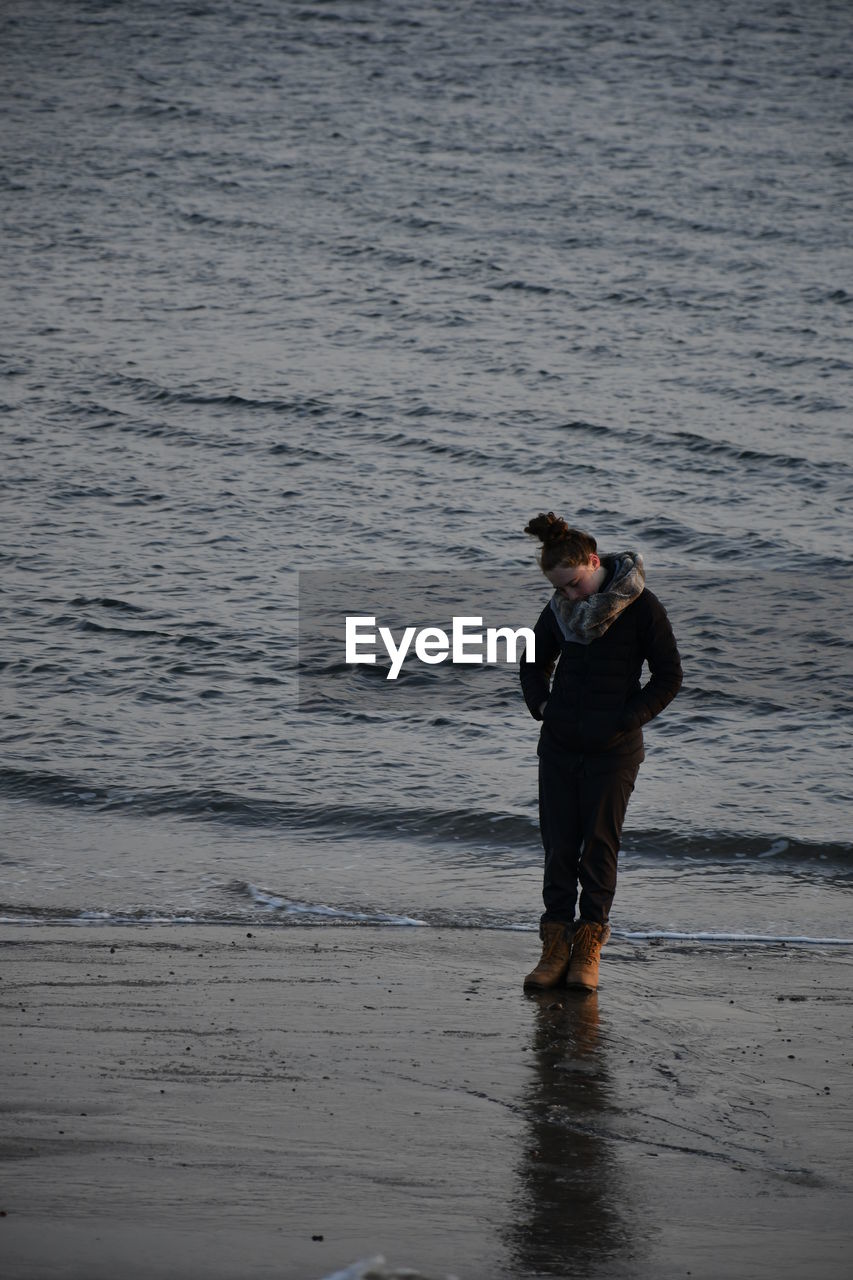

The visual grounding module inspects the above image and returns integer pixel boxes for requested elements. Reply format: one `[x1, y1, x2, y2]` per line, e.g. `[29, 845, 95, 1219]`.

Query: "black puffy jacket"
[519, 588, 682, 763]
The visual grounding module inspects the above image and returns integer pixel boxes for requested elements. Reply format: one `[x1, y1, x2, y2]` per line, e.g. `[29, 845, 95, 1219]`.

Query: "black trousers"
[538, 751, 639, 927]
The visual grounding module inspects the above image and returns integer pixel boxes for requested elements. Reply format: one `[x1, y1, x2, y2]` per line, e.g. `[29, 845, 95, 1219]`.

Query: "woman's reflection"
[504, 990, 633, 1276]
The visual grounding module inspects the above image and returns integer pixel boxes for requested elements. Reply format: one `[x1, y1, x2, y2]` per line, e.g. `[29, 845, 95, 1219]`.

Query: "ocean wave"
[240, 884, 424, 925]
[104, 371, 333, 418]
[0, 901, 849, 947]
[495, 279, 555, 295]
[1, 766, 850, 867]
[69, 596, 146, 614]
[556, 419, 848, 484]
[0, 765, 540, 845]
[344, 425, 509, 470]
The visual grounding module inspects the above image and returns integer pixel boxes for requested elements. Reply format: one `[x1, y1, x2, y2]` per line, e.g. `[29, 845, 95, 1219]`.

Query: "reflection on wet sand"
[505, 991, 634, 1277]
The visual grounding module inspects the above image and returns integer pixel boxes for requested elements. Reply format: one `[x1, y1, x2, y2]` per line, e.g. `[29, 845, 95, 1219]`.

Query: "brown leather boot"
[565, 920, 611, 991]
[523, 922, 573, 990]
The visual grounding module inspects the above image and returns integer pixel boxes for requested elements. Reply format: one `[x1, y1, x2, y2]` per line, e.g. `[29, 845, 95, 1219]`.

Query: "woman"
[520, 513, 682, 992]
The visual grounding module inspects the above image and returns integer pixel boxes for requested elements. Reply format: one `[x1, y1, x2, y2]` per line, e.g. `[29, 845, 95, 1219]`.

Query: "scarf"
[550, 552, 645, 645]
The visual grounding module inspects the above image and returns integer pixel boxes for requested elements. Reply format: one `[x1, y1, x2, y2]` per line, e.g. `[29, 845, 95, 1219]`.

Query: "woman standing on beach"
[520, 513, 682, 992]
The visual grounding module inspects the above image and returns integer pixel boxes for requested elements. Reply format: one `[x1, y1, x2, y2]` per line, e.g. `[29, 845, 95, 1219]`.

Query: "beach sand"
[1, 926, 850, 1280]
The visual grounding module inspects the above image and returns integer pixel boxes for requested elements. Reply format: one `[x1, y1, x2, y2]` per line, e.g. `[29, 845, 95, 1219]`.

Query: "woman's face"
[546, 555, 602, 603]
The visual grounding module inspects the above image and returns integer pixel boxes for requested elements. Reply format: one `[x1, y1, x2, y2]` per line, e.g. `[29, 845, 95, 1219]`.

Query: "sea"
[2, 0, 851, 945]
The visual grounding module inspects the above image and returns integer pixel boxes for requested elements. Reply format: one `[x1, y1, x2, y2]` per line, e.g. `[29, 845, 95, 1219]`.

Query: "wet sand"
[1, 926, 850, 1279]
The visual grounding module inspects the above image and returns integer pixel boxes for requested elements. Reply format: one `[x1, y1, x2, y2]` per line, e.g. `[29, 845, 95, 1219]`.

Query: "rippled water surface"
[2, 0, 852, 936]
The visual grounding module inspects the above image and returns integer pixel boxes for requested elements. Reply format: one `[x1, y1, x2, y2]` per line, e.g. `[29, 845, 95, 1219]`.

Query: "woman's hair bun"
[524, 511, 570, 544]
[524, 514, 597, 570]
